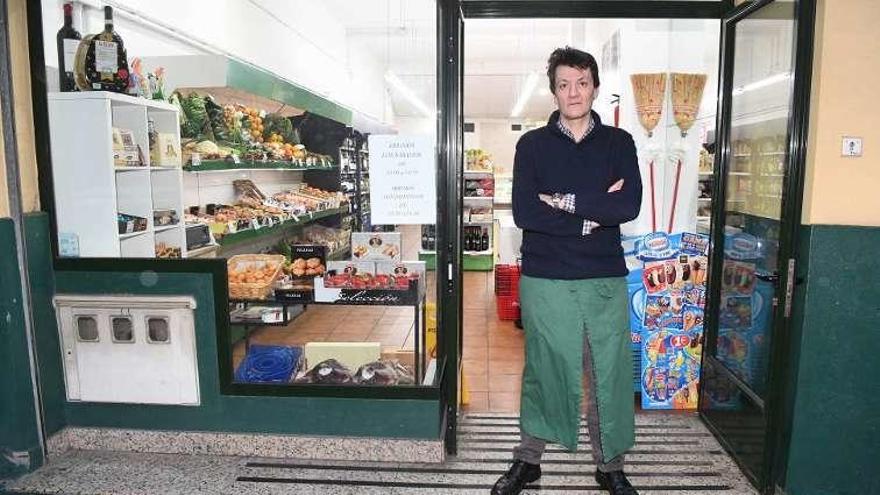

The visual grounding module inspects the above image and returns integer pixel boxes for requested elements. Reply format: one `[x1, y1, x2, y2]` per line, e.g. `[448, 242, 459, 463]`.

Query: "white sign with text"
[369, 134, 436, 225]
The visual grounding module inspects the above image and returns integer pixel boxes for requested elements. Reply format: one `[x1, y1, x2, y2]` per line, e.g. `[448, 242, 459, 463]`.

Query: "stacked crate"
[494, 264, 521, 320]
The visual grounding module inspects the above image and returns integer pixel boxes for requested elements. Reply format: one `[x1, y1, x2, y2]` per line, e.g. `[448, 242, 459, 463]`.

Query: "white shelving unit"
[48, 92, 186, 258]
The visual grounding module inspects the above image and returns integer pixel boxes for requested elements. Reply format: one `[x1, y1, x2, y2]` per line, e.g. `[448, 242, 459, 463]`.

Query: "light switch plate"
[842, 136, 863, 157]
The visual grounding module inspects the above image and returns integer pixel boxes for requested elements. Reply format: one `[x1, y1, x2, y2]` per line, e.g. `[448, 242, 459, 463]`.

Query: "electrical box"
[54, 295, 200, 405]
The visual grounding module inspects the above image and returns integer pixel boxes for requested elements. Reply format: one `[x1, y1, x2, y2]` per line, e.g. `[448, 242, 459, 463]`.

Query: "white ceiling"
[319, 4, 717, 123]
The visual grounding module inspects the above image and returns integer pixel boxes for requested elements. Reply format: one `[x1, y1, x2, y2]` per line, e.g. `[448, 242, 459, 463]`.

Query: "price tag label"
[251, 219, 261, 230]
[94, 40, 118, 73]
[231, 154, 241, 164]
[226, 221, 237, 234]
[191, 153, 202, 166]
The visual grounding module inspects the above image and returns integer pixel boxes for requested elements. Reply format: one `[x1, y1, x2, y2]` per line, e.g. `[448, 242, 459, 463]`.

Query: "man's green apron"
[518, 275, 635, 462]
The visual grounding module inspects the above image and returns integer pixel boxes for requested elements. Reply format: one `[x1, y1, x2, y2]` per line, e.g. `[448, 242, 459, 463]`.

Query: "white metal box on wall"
[54, 295, 200, 406]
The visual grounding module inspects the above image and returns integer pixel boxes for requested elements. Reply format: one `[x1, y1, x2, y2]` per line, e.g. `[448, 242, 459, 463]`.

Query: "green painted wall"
[784, 225, 880, 495]
[25, 214, 65, 438]
[0, 218, 43, 478]
[53, 268, 440, 438]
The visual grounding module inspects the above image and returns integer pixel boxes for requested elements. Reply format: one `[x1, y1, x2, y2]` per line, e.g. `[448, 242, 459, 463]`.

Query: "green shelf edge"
[419, 252, 437, 271]
[227, 60, 353, 125]
[217, 207, 348, 248]
[183, 160, 338, 173]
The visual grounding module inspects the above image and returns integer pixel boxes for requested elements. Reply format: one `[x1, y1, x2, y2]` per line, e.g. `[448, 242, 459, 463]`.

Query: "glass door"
[700, 0, 812, 492]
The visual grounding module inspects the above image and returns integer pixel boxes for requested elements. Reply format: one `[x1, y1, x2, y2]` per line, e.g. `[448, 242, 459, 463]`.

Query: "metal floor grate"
[231, 413, 758, 494]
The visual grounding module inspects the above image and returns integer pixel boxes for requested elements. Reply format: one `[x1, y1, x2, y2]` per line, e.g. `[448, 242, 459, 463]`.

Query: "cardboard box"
[351, 232, 401, 262]
[381, 348, 415, 370]
[375, 261, 426, 291]
[303, 342, 381, 371]
[324, 261, 376, 288]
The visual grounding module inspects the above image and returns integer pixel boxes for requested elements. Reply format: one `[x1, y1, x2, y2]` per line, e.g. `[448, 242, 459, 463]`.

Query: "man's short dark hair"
[547, 47, 600, 92]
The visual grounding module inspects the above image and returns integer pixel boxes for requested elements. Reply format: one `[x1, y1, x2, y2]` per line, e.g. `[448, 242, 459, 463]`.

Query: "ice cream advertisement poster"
[633, 232, 709, 410]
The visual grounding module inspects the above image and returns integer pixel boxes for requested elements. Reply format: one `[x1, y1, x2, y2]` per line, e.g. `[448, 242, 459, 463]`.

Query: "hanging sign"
[369, 134, 436, 225]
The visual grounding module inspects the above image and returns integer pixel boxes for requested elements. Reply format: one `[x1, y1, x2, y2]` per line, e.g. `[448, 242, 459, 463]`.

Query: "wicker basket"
[227, 254, 286, 300]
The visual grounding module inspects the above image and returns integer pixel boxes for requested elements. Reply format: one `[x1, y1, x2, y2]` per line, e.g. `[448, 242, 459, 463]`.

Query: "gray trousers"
[513, 330, 625, 472]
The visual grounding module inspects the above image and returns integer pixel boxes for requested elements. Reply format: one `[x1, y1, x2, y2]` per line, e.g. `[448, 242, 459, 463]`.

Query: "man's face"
[553, 65, 597, 121]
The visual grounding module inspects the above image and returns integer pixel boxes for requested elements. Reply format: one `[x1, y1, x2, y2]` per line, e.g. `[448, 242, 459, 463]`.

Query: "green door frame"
[699, 0, 816, 493]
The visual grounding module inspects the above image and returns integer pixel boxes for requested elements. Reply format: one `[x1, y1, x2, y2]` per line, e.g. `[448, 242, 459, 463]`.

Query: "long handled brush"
[667, 73, 707, 233]
[630, 73, 667, 232]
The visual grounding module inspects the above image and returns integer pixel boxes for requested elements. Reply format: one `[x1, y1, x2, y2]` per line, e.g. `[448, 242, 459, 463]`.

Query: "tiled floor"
[231, 270, 525, 412]
[461, 271, 525, 414]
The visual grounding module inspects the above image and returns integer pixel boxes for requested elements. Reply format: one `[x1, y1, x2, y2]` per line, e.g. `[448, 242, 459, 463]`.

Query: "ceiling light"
[385, 71, 433, 117]
[511, 72, 540, 118]
[732, 72, 792, 96]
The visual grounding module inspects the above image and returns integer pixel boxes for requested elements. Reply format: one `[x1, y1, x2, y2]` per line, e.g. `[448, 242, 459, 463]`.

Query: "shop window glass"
[40, 0, 438, 388]
[76, 316, 99, 342]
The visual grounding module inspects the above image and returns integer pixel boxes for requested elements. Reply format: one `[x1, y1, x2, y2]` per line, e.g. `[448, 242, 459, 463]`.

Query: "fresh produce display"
[172, 91, 212, 141]
[171, 92, 331, 167]
[465, 148, 494, 171]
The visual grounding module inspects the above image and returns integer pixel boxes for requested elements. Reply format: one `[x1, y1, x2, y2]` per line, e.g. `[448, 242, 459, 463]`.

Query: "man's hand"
[608, 179, 624, 193]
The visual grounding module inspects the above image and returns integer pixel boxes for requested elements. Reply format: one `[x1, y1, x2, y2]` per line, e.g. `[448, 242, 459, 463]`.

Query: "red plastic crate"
[494, 264, 521, 297]
[496, 295, 521, 320]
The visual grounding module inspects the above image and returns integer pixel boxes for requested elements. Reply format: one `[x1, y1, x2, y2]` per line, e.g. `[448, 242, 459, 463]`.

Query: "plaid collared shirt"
[555, 116, 600, 235]
[556, 115, 594, 144]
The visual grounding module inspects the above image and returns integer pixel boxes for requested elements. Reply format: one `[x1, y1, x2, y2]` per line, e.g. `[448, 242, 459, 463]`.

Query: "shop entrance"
[444, 2, 814, 494]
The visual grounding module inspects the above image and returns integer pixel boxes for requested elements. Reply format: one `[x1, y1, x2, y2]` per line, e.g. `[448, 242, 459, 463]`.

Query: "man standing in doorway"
[492, 47, 642, 495]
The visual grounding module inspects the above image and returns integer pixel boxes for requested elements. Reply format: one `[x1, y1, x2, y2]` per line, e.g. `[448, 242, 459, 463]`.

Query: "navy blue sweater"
[513, 110, 642, 280]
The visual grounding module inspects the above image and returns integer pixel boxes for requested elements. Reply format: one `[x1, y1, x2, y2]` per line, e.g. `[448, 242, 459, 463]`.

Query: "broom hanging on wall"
[667, 73, 708, 233]
[630, 73, 667, 232]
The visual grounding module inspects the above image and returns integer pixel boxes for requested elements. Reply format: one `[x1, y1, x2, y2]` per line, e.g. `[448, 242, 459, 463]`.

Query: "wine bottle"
[481, 229, 489, 252]
[56, 2, 81, 92]
[77, 6, 130, 92]
[422, 228, 429, 250]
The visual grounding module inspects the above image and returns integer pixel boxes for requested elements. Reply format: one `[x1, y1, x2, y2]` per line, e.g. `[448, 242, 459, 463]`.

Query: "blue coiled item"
[234, 345, 302, 383]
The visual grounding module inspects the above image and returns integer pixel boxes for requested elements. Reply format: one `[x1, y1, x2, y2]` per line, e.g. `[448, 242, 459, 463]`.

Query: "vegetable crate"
[494, 264, 521, 320]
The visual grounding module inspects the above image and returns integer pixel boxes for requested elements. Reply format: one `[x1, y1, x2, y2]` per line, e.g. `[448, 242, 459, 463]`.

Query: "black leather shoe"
[491, 460, 541, 495]
[595, 469, 638, 495]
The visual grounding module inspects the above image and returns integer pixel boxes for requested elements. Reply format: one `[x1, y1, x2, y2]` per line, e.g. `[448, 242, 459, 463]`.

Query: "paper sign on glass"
[368, 135, 436, 225]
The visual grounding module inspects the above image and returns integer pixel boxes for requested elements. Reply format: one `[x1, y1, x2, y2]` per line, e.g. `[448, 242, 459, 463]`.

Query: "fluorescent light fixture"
[732, 72, 792, 96]
[385, 71, 433, 117]
[511, 72, 540, 118]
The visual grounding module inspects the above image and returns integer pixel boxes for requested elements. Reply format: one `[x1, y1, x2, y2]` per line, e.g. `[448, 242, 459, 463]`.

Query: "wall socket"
[841, 136, 863, 157]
